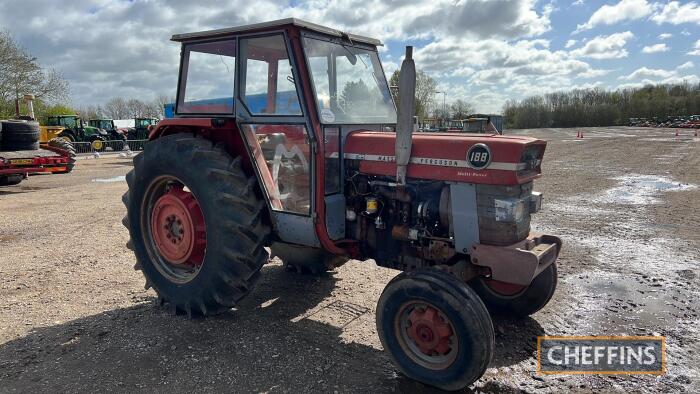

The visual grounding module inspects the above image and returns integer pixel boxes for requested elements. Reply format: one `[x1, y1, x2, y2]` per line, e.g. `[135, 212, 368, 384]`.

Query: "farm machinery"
[122, 19, 561, 390]
[47, 115, 109, 151]
[124, 117, 158, 149]
[1, 95, 75, 186]
[88, 118, 128, 150]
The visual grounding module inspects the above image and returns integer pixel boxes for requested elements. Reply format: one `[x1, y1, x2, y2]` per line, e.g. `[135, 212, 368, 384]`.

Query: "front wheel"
[122, 133, 270, 316]
[470, 262, 558, 317]
[376, 270, 494, 391]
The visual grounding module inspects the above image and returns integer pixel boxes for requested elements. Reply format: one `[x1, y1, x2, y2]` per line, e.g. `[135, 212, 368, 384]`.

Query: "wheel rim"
[143, 176, 206, 283]
[395, 301, 458, 370]
[91, 140, 104, 150]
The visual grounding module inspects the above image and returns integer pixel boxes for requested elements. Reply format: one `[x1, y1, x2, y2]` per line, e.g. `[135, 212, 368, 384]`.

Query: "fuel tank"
[343, 131, 546, 185]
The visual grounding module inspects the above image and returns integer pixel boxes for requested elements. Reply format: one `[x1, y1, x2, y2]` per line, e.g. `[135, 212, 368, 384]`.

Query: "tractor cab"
[168, 18, 396, 240]
[135, 118, 158, 128]
[89, 119, 116, 131]
[47, 115, 80, 129]
[128, 117, 159, 140]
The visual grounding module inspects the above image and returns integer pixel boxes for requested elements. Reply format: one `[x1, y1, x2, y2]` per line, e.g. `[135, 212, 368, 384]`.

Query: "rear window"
[178, 40, 236, 114]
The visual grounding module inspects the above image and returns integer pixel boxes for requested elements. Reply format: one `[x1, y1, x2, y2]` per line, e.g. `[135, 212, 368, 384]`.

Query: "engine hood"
[342, 131, 546, 185]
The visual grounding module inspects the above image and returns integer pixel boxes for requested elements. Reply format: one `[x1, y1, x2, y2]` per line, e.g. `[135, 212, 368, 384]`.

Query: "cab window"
[240, 35, 302, 116]
[178, 40, 236, 114]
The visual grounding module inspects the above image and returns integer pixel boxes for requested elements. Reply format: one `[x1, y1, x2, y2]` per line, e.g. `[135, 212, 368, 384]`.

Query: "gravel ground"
[0, 127, 698, 393]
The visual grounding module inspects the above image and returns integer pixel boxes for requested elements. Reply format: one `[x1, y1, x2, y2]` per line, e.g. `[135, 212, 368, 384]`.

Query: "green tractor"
[126, 117, 158, 150]
[88, 118, 127, 150]
[48, 115, 109, 151]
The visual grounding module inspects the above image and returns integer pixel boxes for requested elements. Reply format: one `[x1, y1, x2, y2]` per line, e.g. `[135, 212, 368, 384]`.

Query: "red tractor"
[122, 19, 561, 390]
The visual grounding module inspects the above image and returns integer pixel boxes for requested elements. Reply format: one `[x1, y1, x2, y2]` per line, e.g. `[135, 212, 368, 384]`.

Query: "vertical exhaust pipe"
[395, 46, 416, 186]
[23, 94, 36, 120]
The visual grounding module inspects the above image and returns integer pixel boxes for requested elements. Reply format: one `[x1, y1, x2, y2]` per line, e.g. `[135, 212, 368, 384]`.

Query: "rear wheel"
[376, 269, 494, 391]
[470, 262, 558, 317]
[122, 133, 270, 316]
[89, 136, 107, 152]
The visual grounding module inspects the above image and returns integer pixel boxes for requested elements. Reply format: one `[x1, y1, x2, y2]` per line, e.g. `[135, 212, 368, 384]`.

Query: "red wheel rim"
[396, 302, 458, 370]
[483, 279, 527, 296]
[407, 306, 454, 356]
[150, 185, 206, 266]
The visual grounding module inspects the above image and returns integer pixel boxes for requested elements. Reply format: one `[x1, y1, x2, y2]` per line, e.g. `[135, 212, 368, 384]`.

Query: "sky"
[0, 0, 698, 113]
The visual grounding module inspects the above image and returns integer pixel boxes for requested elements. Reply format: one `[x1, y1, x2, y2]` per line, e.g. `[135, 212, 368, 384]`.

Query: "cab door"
[236, 33, 320, 247]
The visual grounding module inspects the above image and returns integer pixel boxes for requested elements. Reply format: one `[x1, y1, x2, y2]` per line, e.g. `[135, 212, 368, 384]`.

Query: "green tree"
[390, 68, 437, 121]
[0, 30, 69, 112]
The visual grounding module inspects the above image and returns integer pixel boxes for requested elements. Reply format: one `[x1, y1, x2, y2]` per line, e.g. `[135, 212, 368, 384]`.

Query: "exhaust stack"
[395, 46, 416, 186]
[24, 94, 36, 120]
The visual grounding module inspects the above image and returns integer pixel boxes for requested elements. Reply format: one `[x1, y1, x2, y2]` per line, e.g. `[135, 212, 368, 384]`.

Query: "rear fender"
[147, 117, 270, 222]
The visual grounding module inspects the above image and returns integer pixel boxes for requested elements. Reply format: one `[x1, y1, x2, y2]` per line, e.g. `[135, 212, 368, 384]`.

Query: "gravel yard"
[0, 127, 698, 393]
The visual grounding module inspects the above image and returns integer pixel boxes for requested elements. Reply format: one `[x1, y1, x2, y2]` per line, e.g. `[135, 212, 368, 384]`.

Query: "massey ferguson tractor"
[122, 19, 561, 390]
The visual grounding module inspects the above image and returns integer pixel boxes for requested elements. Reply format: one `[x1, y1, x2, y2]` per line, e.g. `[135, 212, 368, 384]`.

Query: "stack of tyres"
[0, 120, 40, 151]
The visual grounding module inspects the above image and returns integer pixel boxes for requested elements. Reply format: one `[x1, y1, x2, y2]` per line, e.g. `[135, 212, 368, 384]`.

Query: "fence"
[73, 139, 147, 155]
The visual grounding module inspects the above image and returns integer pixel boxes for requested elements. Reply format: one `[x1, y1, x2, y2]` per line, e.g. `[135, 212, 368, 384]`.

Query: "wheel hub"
[150, 185, 206, 265]
[406, 306, 453, 356]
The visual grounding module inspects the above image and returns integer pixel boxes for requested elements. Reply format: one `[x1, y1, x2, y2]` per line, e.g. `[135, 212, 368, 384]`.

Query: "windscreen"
[303, 37, 396, 125]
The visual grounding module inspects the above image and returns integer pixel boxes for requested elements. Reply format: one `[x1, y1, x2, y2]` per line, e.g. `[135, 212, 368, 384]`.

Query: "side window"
[242, 124, 311, 215]
[178, 40, 236, 114]
[240, 35, 302, 116]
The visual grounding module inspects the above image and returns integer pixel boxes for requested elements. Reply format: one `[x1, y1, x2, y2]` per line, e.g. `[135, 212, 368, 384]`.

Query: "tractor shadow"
[0, 263, 542, 393]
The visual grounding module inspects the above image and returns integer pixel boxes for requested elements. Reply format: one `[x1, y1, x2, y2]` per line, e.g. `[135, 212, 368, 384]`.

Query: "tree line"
[503, 83, 700, 129]
[389, 69, 474, 121]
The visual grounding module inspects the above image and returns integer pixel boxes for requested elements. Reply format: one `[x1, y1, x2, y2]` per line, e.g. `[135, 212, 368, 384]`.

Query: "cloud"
[641, 43, 669, 53]
[689, 39, 700, 55]
[618, 67, 676, 80]
[0, 0, 557, 110]
[404, 0, 553, 40]
[618, 62, 697, 82]
[570, 31, 635, 59]
[572, 0, 585, 6]
[658, 33, 673, 39]
[651, 1, 700, 25]
[575, 0, 653, 32]
[565, 39, 577, 48]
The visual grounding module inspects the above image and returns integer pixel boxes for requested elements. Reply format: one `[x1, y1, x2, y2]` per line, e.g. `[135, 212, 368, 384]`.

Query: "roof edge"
[170, 18, 382, 46]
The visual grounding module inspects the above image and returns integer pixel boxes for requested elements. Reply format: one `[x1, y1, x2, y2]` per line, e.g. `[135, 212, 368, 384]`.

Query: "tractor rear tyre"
[122, 133, 270, 317]
[0, 174, 23, 186]
[48, 138, 77, 173]
[376, 269, 494, 391]
[470, 262, 557, 318]
[0, 120, 40, 151]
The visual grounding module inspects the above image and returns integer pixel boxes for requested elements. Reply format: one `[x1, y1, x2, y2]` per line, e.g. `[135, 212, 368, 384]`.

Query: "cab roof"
[171, 18, 382, 46]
